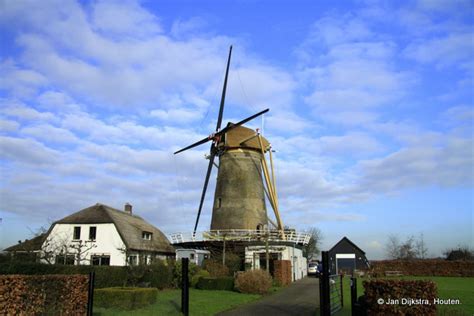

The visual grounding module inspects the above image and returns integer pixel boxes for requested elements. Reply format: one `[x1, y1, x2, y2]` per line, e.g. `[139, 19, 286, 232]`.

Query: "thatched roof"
[55, 203, 174, 254]
[4, 233, 46, 252]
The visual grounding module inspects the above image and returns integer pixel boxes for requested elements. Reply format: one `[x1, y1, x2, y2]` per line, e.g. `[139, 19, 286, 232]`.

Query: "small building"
[3, 234, 47, 262]
[328, 236, 370, 274]
[4, 203, 175, 266]
[176, 249, 210, 266]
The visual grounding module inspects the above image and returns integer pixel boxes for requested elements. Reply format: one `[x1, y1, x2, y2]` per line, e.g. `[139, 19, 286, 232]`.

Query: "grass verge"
[93, 288, 261, 316]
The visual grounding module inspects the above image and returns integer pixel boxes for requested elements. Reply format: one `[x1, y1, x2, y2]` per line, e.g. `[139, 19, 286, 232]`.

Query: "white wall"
[244, 244, 308, 281]
[42, 223, 127, 266]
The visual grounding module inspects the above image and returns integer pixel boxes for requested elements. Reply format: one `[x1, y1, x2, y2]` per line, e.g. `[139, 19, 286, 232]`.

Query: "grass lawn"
[93, 288, 261, 316]
[335, 276, 474, 316]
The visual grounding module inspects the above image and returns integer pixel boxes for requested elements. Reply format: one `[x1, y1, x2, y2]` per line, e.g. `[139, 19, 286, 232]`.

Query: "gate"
[319, 251, 343, 315]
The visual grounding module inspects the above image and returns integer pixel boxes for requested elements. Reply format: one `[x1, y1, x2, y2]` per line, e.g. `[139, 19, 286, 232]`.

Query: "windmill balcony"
[168, 229, 311, 245]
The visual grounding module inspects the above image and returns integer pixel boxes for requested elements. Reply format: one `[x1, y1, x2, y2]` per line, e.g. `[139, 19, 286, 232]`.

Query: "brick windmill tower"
[174, 46, 284, 235]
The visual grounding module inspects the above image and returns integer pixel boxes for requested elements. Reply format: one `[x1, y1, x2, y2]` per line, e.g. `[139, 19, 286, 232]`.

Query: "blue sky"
[0, 0, 472, 259]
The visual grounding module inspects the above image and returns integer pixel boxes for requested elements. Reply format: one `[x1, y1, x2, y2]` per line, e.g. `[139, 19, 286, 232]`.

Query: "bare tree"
[399, 235, 417, 260]
[385, 234, 401, 259]
[415, 233, 428, 259]
[303, 227, 323, 261]
[386, 234, 428, 260]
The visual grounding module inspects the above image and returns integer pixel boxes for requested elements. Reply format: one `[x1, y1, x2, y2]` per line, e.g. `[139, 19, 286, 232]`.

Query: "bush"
[94, 287, 158, 310]
[223, 253, 242, 275]
[173, 260, 200, 287]
[191, 269, 210, 288]
[363, 279, 437, 315]
[203, 259, 230, 277]
[235, 269, 272, 294]
[144, 261, 174, 289]
[196, 277, 235, 291]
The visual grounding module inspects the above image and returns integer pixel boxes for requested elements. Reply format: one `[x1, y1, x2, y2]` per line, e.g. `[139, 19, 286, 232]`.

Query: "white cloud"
[0, 60, 48, 98]
[404, 33, 473, 67]
[21, 124, 80, 144]
[0, 136, 60, 165]
[0, 118, 20, 132]
[0, 101, 56, 122]
[91, 0, 162, 38]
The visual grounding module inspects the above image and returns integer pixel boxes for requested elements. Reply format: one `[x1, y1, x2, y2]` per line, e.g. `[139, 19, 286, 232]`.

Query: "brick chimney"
[124, 203, 132, 215]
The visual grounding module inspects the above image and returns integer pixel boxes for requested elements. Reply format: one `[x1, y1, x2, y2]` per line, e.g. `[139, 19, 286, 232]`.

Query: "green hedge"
[0, 262, 173, 289]
[94, 287, 157, 310]
[196, 277, 235, 291]
[191, 269, 210, 288]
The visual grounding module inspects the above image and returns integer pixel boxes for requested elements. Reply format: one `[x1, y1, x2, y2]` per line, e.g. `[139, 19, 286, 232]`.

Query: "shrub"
[173, 260, 200, 287]
[235, 269, 272, 294]
[191, 269, 210, 288]
[196, 277, 235, 291]
[363, 279, 437, 315]
[223, 253, 242, 275]
[203, 259, 230, 277]
[94, 287, 158, 310]
[144, 261, 174, 289]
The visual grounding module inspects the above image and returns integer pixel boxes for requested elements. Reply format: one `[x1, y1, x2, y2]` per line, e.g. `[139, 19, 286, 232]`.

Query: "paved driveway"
[217, 277, 319, 316]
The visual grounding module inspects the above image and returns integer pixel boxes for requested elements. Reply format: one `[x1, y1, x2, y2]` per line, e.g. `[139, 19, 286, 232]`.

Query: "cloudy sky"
[0, 0, 472, 259]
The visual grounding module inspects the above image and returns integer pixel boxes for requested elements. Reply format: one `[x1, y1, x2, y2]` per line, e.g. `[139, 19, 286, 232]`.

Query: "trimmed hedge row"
[0, 274, 88, 314]
[95, 287, 158, 310]
[363, 279, 437, 315]
[370, 260, 474, 277]
[196, 277, 235, 291]
[0, 261, 174, 289]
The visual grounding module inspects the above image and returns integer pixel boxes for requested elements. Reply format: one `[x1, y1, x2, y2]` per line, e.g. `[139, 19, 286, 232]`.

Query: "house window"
[89, 226, 97, 240]
[55, 254, 75, 265]
[128, 255, 138, 266]
[218, 198, 222, 208]
[73, 226, 81, 240]
[91, 255, 110, 266]
[190, 253, 195, 260]
[142, 231, 152, 240]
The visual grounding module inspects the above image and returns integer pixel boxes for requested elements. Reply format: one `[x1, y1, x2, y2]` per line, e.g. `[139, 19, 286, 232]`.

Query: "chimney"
[124, 203, 132, 215]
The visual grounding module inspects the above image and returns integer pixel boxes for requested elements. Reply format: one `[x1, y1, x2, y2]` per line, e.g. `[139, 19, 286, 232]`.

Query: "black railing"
[319, 251, 343, 316]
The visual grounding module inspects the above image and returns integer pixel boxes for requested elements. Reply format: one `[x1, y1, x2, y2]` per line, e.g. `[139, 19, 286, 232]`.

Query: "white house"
[40, 203, 175, 266]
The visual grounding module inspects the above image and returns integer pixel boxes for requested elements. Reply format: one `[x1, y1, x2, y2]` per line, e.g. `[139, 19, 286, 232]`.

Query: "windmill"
[174, 46, 284, 235]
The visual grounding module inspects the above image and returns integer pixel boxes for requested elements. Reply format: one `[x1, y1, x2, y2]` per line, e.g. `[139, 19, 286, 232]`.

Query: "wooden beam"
[257, 135, 285, 237]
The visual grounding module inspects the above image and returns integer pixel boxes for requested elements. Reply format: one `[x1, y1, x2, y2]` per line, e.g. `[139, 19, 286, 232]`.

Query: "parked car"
[308, 262, 319, 277]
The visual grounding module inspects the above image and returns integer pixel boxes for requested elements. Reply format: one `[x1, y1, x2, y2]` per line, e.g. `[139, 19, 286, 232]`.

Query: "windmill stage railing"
[169, 229, 311, 245]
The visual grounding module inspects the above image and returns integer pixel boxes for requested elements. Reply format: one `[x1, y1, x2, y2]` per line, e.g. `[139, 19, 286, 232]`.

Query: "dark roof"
[54, 203, 174, 254]
[4, 234, 47, 252]
[329, 236, 366, 255]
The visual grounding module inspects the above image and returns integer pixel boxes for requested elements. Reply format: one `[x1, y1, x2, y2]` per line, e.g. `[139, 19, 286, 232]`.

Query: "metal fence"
[319, 251, 344, 316]
[328, 274, 343, 314]
[169, 229, 311, 245]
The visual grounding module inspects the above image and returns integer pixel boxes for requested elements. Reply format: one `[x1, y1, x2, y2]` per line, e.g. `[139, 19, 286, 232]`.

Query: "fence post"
[319, 251, 330, 316]
[351, 277, 357, 316]
[87, 271, 95, 316]
[181, 258, 189, 316]
[340, 274, 344, 307]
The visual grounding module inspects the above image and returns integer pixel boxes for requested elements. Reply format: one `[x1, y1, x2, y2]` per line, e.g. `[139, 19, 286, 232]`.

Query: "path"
[217, 277, 319, 316]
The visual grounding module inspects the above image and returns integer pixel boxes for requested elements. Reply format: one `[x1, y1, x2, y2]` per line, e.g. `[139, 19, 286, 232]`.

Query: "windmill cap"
[221, 124, 270, 151]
